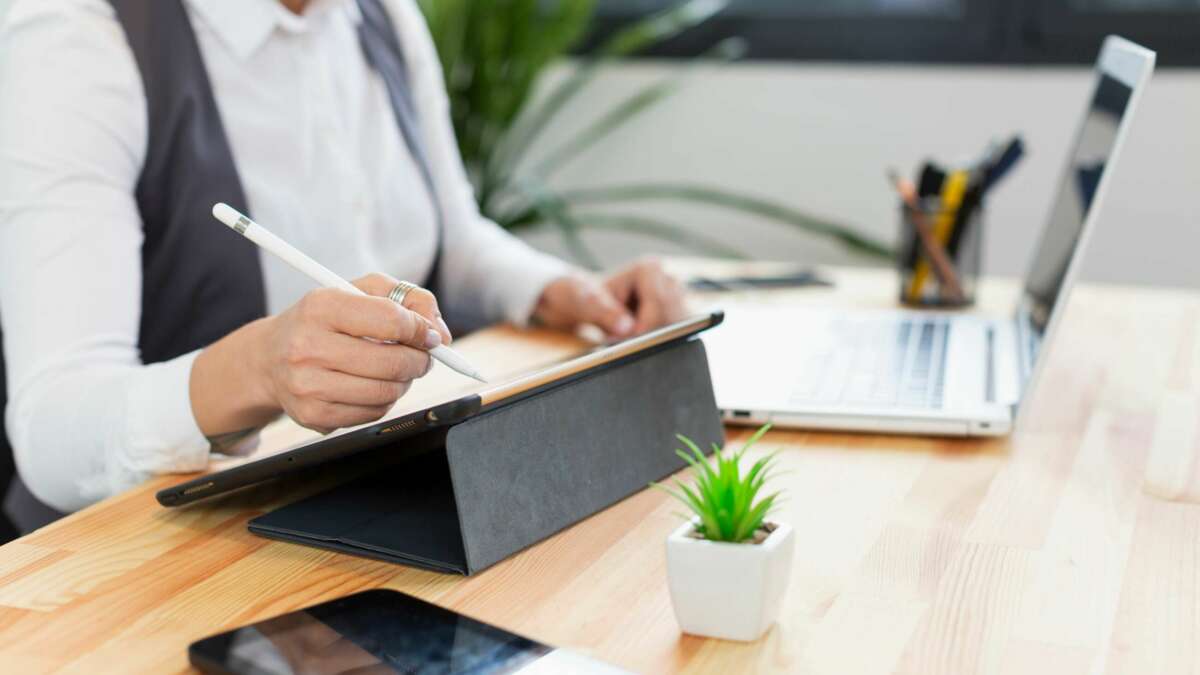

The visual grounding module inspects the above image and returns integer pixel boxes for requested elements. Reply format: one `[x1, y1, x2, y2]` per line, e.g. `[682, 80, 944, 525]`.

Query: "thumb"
[579, 284, 635, 338]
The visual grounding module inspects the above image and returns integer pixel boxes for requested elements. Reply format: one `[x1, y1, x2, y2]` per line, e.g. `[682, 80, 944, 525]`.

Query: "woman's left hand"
[533, 257, 687, 340]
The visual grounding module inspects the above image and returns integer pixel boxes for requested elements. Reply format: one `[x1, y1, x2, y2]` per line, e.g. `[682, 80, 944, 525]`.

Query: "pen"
[982, 136, 1024, 192]
[212, 203, 488, 383]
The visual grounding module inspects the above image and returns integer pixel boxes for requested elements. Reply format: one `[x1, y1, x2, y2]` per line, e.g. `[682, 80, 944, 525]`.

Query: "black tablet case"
[248, 337, 724, 575]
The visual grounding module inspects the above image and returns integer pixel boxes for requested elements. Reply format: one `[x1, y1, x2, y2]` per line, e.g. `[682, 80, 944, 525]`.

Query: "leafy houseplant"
[417, 0, 893, 269]
[657, 425, 795, 642]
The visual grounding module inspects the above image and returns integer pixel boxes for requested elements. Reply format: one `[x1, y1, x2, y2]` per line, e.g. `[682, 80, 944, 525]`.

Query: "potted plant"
[417, 0, 893, 268]
[657, 424, 793, 642]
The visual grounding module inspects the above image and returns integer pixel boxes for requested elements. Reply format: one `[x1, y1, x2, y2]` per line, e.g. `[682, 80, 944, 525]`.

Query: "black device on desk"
[189, 589, 628, 674]
[688, 269, 832, 292]
[157, 312, 724, 508]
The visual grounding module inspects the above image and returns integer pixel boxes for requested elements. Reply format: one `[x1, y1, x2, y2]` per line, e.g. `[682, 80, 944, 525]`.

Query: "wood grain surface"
[0, 261, 1197, 674]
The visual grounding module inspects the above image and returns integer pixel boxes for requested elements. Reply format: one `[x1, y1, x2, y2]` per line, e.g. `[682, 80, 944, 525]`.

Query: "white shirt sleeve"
[390, 0, 571, 329]
[0, 0, 211, 512]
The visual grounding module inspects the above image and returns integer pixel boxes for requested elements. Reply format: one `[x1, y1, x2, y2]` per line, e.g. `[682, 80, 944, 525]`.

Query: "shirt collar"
[185, 0, 361, 61]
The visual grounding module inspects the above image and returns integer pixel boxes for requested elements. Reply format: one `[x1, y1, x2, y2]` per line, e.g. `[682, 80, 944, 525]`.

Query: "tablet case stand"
[248, 337, 724, 575]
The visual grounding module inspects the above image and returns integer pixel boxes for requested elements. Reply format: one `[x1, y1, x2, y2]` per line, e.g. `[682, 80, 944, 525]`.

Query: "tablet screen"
[190, 590, 626, 675]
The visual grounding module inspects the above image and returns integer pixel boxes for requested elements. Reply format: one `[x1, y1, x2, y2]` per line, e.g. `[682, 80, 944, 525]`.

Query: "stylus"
[212, 203, 488, 383]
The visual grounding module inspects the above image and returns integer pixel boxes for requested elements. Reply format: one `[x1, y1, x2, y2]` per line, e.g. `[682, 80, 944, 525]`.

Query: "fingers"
[297, 288, 442, 350]
[285, 399, 394, 434]
[270, 276, 445, 434]
[351, 272, 402, 297]
[628, 258, 686, 333]
[291, 332, 433, 382]
[400, 287, 452, 345]
[601, 258, 686, 335]
[535, 265, 685, 340]
[352, 273, 452, 344]
[275, 335, 430, 432]
[282, 366, 413, 408]
[574, 278, 635, 339]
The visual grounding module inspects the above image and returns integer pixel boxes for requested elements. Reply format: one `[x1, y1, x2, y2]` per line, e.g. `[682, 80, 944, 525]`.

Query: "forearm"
[189, 317, 282, 438]
[7, 354, 211, 512]
[435, 221, 570, 328]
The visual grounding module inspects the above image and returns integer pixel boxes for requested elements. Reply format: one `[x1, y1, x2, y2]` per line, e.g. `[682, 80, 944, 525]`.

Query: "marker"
[212, 203, 488, 383]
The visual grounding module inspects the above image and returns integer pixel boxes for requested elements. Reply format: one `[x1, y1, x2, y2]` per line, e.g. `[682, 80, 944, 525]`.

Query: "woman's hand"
[533, 258, 687, 341]
[191, 274, 452, 437]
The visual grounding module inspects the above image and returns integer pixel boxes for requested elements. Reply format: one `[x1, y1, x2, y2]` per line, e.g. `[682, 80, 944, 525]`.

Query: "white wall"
[523, 62, 1200, 288]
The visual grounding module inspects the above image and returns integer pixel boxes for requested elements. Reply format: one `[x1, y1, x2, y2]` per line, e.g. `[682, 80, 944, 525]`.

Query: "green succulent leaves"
[656, 424, 782, 543]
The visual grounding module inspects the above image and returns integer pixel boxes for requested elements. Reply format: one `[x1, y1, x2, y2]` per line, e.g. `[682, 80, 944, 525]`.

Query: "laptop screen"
[1021, 73, 1133, 337]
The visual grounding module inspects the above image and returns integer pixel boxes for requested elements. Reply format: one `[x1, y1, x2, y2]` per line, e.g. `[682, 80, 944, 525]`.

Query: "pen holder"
[897, 200, 982, 308]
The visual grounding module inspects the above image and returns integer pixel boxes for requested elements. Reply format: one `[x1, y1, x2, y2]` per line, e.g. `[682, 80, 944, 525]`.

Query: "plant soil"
[687, 521, 778, 545]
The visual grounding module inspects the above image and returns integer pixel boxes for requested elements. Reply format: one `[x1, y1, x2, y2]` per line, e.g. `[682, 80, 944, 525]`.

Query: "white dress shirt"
[0, 0, 569, 512]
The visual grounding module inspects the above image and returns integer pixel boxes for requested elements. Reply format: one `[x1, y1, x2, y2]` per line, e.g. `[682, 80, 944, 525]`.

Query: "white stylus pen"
[213, 203, 487, 383]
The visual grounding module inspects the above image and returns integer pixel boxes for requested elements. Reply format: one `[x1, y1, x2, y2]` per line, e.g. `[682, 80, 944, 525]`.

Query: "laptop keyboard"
[788, 317, 951, 409]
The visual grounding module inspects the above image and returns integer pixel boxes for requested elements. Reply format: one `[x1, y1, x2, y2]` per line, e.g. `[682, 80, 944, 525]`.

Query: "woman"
[0, 0, 685, 533]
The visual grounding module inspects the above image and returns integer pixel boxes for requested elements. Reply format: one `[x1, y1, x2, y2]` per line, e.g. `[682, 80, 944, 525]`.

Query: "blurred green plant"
[655, 424, 781, 543]
[417, 0, 893, 268]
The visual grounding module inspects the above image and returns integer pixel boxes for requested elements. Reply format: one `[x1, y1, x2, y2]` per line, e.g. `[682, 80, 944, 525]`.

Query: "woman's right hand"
[257, 274, 451, 434]
[191, 274, 452, 437]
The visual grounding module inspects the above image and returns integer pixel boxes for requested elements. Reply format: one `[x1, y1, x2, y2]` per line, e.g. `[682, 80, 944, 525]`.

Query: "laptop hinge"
[1009, 308, 1041, 429]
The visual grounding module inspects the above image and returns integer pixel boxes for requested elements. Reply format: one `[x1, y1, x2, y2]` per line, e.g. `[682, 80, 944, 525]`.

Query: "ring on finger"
[387, 280, 422, 306]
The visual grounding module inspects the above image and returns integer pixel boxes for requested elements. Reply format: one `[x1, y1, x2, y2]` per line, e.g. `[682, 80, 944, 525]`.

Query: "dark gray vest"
[0, 0, 441, 535]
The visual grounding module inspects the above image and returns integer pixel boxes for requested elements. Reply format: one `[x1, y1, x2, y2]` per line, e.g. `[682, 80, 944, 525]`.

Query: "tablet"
[189, 589, 628, 674]
[157, 311, 723, 507]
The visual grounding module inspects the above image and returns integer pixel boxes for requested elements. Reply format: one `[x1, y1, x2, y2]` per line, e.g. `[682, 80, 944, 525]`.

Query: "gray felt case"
[248, 337, 724, 575]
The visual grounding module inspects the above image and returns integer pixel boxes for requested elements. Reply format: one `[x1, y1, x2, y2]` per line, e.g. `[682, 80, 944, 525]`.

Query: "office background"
[523, 59, 1200, 288]
[4, 0, 1195, 288]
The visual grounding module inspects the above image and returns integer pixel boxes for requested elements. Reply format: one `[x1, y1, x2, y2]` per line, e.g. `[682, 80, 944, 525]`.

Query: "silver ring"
[387, 280, 421, 306]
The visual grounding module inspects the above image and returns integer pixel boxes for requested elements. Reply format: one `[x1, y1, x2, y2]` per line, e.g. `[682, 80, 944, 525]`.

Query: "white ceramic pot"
[665, 519, 795, 642]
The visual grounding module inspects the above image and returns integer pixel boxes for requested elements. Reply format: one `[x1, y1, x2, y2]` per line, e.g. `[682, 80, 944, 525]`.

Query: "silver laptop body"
[704, 36, 1156, 437]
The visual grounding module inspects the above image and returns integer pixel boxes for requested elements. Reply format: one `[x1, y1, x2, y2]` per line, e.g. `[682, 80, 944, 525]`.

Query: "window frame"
[1029, 0, 1200, 66]
[585, 0, 1200, 67]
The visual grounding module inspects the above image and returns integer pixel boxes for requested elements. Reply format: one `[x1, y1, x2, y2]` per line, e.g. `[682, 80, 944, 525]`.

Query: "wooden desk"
[1, 264, 1198, 674]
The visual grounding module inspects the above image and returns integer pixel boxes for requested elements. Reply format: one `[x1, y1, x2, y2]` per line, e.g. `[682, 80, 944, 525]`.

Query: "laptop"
[703, 36, 1155, 437]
